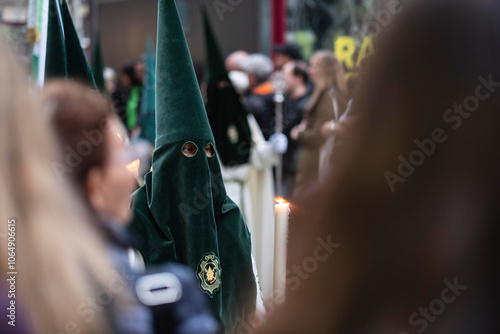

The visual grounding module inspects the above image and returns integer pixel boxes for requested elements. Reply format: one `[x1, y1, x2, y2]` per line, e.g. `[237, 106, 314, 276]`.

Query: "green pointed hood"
[202, 7, 226, 80]
[139, 38, 156, 144]
[45, 0, 67, 80]
[128, 1, 256, 331]
[156, 0, 213, 145]
[202, 7, 251, 166]
[60, 0, 96, 88]
[92, 33, 106, 92]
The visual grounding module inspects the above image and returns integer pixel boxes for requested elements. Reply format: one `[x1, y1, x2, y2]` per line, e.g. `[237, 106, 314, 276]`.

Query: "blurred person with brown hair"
[273, 43, 303, 70]
[43, 81, 154, 333]
[0, 41, 114, 334]
[291, 50, 350, 194]
[258, 0, 500, 333]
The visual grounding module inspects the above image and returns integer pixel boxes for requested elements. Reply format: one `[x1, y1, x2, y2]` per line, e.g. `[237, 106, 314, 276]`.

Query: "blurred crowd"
[109, 42, 361, 200]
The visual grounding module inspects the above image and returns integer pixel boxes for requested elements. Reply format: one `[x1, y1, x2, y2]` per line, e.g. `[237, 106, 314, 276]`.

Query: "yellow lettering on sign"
[335, 36, 375, 73]
[356, 36, 375, 67]
[335, 36, 356, 70]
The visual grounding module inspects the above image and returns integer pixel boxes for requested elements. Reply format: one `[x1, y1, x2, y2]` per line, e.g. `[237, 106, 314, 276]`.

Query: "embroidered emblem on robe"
[197, 252, 222, 297]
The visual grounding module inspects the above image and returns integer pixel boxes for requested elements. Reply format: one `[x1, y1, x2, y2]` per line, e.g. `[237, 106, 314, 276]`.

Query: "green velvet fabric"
[139, 39, 156, 145]
[202, 7, 226, 80]
[45, 0, 67, 79]
[128, 1, 256, 332]
[45, 0, 97, 88]
[92, 34, 106, 93]
[60, 0, 96, 88]
[203, 8, 252, 166]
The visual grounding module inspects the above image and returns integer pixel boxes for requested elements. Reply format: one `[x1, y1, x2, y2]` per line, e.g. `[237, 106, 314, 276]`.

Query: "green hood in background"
[45, 0, 67, 79]
[92, 33, 106, 93]
[45, 0, 96, 87]
[203, 7, 252, 167]
[129, 1, 256, 332]
[139, 38, 156, 145]
[60, 0, 96, 88]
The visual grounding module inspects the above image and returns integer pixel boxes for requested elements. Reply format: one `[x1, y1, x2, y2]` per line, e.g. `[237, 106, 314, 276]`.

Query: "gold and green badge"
[197, 252, 222, 298]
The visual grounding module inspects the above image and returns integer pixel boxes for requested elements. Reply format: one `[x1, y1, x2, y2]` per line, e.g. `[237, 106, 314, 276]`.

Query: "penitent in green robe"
[128, 1, 256, 333]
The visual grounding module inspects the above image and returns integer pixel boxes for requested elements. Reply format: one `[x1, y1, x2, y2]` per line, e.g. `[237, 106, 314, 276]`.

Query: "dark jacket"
[283, 88, 313, 197]
[103, 218, 220, 334]
[101, 218, 155, 334]
[243, 82, 275, 139]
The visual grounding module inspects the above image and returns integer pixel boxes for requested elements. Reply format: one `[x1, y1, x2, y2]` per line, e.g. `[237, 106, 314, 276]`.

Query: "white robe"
[220, 114, 277, 303]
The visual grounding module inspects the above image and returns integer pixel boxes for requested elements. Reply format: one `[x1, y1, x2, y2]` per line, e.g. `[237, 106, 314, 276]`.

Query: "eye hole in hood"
[205, 143, 215, 158]
[182, 142, 198, 157]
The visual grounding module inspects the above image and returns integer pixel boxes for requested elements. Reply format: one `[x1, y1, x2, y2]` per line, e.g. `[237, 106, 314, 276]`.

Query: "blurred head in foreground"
[0, 42, 112, 333]
[44, 81, 136, 224]
[259, 0, 500, 333]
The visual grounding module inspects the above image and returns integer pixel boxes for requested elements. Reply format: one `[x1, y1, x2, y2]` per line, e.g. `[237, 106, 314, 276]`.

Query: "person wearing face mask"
[129, 1, 257, 333]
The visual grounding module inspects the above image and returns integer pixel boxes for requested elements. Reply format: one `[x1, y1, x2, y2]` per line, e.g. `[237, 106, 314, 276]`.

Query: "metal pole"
[273, 71, 286, 197]
[91, 0, 99, 41]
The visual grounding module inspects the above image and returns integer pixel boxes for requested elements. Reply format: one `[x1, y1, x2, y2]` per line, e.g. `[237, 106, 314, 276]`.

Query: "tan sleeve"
[299, 91, 335, 147]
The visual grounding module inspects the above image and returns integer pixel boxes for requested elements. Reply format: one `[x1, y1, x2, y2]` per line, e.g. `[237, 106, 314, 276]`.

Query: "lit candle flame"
[126, 159, 141, 178]
[275, 197, 288, 205]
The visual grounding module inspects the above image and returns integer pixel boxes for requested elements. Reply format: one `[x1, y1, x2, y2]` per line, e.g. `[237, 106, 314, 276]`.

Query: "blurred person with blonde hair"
[291, 50, 350, 194]
[0, 41, 114, 333]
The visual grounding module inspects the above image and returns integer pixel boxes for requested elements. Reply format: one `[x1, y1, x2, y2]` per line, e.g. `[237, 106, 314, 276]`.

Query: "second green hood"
[202, 7, 252, 167]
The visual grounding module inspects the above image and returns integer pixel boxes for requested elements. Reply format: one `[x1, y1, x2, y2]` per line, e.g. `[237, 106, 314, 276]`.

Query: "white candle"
[274, 198, 290, 303]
